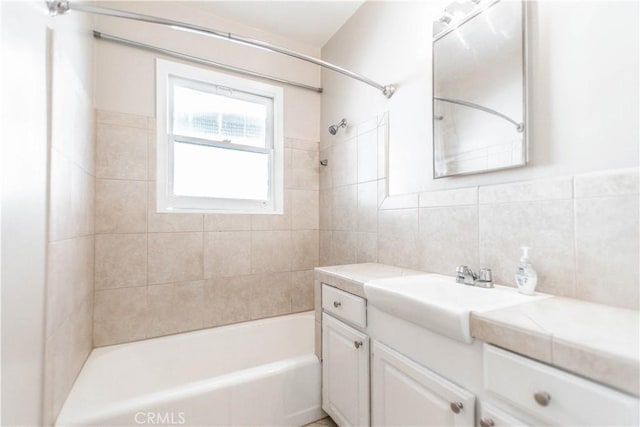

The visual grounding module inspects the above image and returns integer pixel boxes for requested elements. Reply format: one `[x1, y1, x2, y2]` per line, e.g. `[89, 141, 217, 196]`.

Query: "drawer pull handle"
[354, 341, 363, 349]
[480, 418, 495, 427]
[333, 301, 341, 308]
[449, 402, 463, 414]
[534, 391, 551, 406]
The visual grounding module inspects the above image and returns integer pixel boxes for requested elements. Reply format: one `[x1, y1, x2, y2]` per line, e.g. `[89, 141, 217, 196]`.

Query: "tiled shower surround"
[94, 110, 319, 346]
[320, 114, 639, 310]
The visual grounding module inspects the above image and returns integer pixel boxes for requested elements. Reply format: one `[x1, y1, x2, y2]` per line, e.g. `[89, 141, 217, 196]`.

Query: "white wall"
[1, 2, 95, 424]
[1, 2, 50, 424]
[93, 1, 321, 142]
[321, 0, 639, 195]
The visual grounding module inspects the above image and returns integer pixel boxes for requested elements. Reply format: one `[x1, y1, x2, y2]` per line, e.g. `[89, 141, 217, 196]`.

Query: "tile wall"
[44, 40, 95, 424]
[93, 110, 320, 346]
[320, 114, 639, 310]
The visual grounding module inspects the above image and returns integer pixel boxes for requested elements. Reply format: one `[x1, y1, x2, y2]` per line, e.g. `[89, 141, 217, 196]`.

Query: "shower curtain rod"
[93, 31, 323, 93]
[434, 97, 524, 132]
[47, 1, 396, 98]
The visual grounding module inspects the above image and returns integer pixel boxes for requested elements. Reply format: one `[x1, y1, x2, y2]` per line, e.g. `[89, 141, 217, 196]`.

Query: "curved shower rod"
[47, 1, 396, 98]
[434, 96, 524, 132]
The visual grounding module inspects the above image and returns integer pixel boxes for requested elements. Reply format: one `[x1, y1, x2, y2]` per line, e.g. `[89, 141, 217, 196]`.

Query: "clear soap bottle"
[515, 246, 538, 295]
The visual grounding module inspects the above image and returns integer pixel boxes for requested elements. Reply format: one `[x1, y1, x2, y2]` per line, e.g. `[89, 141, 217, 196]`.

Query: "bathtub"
[56, 311, 323, 427]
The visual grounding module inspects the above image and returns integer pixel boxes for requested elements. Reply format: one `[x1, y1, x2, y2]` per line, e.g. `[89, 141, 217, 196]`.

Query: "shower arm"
[434, 96, 524, 132]
[47, 1, 396, 99]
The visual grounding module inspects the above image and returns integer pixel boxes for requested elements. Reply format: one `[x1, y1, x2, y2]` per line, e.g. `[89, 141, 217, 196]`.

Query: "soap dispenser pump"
[515, 246, 538, 295]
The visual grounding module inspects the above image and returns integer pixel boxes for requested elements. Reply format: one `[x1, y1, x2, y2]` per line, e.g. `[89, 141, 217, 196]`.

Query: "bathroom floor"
[303, 416, 337, 427]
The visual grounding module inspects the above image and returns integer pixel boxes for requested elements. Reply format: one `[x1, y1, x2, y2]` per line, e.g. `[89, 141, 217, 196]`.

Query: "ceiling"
[186, 1, 365, 48]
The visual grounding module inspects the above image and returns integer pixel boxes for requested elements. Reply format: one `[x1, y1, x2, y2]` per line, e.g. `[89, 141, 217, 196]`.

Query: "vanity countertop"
[315, 263, 424, 298]
[315, 263, 639, 397]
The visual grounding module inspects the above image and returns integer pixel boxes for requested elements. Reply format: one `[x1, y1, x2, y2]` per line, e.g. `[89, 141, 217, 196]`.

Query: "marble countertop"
[315, 263, 640, 396]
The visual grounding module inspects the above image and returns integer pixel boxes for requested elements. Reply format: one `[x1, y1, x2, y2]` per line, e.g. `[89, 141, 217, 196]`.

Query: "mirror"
[432, 0, 526, 178]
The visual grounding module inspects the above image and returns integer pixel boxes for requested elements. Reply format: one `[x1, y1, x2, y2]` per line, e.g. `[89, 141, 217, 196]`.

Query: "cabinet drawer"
[483, 344, 639, 426]
[322, 284, 366, 328]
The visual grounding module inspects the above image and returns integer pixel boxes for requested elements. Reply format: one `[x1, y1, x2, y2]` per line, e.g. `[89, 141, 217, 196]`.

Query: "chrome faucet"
[456, 265, 494, 288]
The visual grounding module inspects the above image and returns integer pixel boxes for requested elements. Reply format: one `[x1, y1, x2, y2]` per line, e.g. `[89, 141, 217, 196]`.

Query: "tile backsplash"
[93, 110, 319, 346]
[320, 114, 639, 310]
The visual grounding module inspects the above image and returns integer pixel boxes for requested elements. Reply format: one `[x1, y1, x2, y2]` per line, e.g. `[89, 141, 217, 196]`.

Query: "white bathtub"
[56, 312, 323, 427]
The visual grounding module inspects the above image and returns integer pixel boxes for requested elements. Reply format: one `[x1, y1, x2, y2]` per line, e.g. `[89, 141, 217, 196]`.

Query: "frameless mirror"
[433, 0, 526, 178]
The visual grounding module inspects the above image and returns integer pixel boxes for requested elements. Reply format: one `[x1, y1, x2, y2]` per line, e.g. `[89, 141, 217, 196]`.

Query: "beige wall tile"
[148, 281, 204, 337]
[94, 287, 149, 346]
[319, 231, 332, 266]
[292, 230, 319, 270]
[96, 122, 148, 180]
[45, 299, 93, 424]
[204, 231, 251, 278]
[148, 232, 204, 285]
[378, 208, 420, 269]
[292, 190, 319, 230]
[250, 272, 292, 319]
[251, 193, 292, 230]
[479, 176, 573, 204]
[319, 189, 332, 230]
[203, 276, 252, 327]
[331, 231, 358, 265]
[292, 148, 319, 172]
[204, 213, 252, 231]
[479, 200, 576, 296]
[292, 270, 314, 312]
[49, 150, 73, 241]
[95, 179, 147, 233]
[357, 181, 378, 232]
[97, 109, 149, 129]
[356, 232, 378, 263]
[357, 130, 377, 183]
[332, 137, 357, 186]
[287, 168, 319, 190]
[46, 237, 94, 338]
[147, 182, 203, 232]
[148, 131, 156, 181]
[95, 233, 146, 290]
[332, 184, 357, 230]
[251, 230, 292, 273]
[377, 124, 388, 179]
[71, 165, 95, 237]
[418, 206, 479, 275]
[379, 192, 419, 210]
[574, 167, 639, 198]
[419, 187, 478, 208]
[575, 196, 639, 309]
[319, 149, 332, 190]
[46, 239, 75, 337]
[285, 137, 319, 152]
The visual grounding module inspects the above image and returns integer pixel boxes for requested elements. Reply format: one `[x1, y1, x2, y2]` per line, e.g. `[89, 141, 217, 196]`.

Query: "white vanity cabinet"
[479, 402, 533, 427]
[371, 340, 475, 427]
[483, 344, 639, 426]
[322, 312, 370, 427]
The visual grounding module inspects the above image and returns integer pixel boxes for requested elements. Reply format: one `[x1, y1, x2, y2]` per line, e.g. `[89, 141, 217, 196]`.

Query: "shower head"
[328, 118, 347, 135]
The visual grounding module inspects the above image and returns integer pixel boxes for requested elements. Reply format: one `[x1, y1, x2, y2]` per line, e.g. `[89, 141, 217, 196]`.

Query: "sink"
[364, 273, 550, 343]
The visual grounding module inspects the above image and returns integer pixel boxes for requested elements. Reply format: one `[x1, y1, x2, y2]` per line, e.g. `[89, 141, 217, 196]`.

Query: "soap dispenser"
[515, 246, 538, 295]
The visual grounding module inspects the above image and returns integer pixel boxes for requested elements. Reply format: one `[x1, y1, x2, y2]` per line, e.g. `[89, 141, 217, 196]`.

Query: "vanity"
[314, 263, 640, 427]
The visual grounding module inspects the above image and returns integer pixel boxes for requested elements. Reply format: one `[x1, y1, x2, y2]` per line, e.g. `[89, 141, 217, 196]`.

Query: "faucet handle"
[476, 268, 494, 288]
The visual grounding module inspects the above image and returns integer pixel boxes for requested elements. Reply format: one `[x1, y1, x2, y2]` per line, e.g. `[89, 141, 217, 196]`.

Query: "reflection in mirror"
[433, 0, 526, 178]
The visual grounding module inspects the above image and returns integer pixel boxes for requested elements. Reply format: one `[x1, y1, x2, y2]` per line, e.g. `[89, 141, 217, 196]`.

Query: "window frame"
[156, 59, 284, 214]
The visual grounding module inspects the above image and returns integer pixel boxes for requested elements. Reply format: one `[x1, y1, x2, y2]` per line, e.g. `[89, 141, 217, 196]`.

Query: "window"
[156, 59, 284, 213]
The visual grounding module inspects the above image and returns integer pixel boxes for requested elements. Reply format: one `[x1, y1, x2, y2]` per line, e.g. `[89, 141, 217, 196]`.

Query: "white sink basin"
[364, 273, 550, 343]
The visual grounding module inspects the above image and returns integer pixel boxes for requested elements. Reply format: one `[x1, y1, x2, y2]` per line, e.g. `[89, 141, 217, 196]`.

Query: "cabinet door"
[371, 340, 475, 427]
[322, 313, 370, 427]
